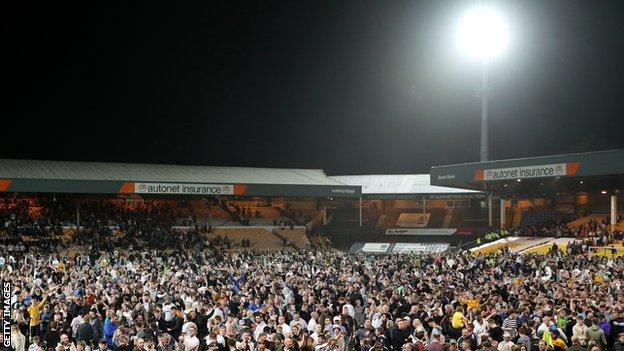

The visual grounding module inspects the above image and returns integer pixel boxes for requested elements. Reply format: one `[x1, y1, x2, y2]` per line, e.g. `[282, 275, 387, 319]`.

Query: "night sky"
[5, 1, 624, 175]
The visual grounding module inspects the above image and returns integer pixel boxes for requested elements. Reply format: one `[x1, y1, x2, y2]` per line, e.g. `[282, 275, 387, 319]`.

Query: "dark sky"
[4, 1, 624, 175]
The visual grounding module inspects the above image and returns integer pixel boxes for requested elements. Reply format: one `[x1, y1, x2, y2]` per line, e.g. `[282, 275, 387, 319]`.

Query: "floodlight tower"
[457, 4, 509, 162]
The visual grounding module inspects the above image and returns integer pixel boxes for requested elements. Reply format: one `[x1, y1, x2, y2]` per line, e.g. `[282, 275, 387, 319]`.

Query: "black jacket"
[391, 328, 411, 350]
[76, 322, 95, 344]
[169, 316, 183, 339]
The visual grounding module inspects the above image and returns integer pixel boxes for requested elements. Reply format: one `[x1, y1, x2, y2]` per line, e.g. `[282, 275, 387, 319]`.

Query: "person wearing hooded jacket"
[586, 319, 607, 350]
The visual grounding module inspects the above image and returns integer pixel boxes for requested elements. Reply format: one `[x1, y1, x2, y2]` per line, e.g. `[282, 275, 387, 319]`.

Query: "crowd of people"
[3, 197, 624, 351]
[3, 233, 624, 351]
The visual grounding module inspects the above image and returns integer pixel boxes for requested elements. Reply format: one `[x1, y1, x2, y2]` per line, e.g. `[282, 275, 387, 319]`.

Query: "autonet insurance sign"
[475, 163, 572, 181]
[134, 182, 234, 195]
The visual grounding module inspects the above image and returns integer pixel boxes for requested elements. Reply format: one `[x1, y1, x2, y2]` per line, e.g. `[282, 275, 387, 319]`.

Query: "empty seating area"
[448, 208, 488, 228]
[255, 207, 281, 219]
[274, 228, 309, 248]
[519, 210, 563, 227]
[427, 208, 446, 228]
[209, 228, 283, 250]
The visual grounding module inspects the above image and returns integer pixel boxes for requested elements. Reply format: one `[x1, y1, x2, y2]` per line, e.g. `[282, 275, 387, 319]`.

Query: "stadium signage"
[331, 188, 356, 195]
[134, 182, 234, 195]
[361, 243, 391, 253]
[477, 163, 568, 181]
[386, 228, 457, 236]
[426, 193, 485, 200]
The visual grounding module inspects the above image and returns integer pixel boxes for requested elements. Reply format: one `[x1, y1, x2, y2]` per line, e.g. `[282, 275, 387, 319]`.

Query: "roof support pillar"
[488, 193, 493, 229]
[76, 200, 80, 234]
[359, 196, 362, 227]
[500, 198, 505, 230]
[612, 195, 618, 233]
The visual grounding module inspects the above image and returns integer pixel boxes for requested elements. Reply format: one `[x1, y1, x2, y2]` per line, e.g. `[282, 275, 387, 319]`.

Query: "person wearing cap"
[97, 339, 111, 351]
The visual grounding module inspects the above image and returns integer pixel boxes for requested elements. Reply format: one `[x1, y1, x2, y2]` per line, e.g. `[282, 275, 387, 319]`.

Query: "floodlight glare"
[457, 5, 509, 60]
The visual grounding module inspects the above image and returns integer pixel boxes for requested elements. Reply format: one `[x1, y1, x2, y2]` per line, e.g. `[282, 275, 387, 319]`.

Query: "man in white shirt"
[278, 315, 291, 335]
[307, 312, 318, 332]
[289, 313, 307, 330]
[162, 298, 175, 322]
[180, 323, 200, 351]
[342, 302, 355, 319]
[254, 316, 268, 340]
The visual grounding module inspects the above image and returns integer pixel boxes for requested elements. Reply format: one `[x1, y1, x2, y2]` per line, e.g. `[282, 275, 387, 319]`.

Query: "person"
[76, 315, 95, 347]
[97, 340, 112, 351]
[391, 318, 412, 351]
[451, 307, 468, 341]
[497, 333, 514, 351]
[568, 336, 585, 351]
[611, 311, 624, 346]
[28, 336, 41, 351]
[112, 334, 131, 351]
[502, 311, 518, 340]
[613, 333, 624, 351]
[28, 294, 48, 340]
[550, 330, 567, 351]
[156, 334, 173, 351]
[571, 317, 587, 346]
[237, 331, 255, 351]
[180, 323, 200, 351]
[11, 324, 27, 351]
[516, 327, 531, 351]
[131, 338, 144, 351]
[427, 333, 443, 351]
[456, 327, 477, 351]
[489, 320, 504, 343]
[586, 319, 607, 349]
[57, 334, 77, 351]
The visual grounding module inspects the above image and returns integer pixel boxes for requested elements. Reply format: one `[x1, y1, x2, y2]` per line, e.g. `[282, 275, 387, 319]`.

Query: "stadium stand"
[518, 209, 564, 227]
[208, 228, 282, 250]
[273, 228, 310, 248]
[566, 213, 608, 229]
